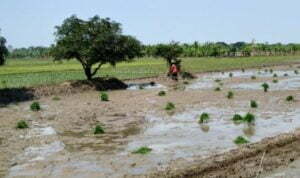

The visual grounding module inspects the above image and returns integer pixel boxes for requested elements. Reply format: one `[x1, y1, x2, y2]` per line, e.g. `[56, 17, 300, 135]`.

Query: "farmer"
[170, 61, 179, 81]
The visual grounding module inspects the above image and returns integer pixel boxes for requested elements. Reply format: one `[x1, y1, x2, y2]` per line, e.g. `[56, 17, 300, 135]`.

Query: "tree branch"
[91, 62, 104, 76]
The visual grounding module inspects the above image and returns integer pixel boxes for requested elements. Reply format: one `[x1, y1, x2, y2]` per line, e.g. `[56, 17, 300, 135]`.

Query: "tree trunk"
[84, 66, 92, 80]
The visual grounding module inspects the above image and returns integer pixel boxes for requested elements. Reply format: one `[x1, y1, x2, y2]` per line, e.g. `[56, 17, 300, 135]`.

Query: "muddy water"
[5, 67, 300, 177]
[187, 69, 300, 91]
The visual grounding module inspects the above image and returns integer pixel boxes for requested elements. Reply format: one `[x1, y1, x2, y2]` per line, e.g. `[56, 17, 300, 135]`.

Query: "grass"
[165, 102, 175, 111]
[52, 96, 60, 101]
[262, 83, 269, 92]
[94, 125, 105, 134]
[158, 91, 166, 96]
[199, 113, 210, 124]
[227, 91, 234, 99]
[250, 100, 258, 108]
[30, 101, 41, 111]
[100, 92, 109, 101]
[232, 113, 255, 124]
[214, 87, 221, 91]
[286, 95, 294, 102]
[16, 120, 29, 129]
[234, 136, 249, 145]
[1, 56, 300, 88]
[132, 146, 152, 155]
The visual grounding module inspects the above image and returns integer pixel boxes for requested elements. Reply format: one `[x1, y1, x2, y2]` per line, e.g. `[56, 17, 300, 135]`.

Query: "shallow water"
[127, 82, 166, 90]
[187, 69, 300, 90]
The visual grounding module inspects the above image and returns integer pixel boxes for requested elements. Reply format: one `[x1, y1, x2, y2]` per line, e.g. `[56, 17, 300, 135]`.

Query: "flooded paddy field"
[1, 64, 300, 177]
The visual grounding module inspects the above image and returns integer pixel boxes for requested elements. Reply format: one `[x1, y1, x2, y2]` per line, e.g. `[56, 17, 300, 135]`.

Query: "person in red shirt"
[170, 62, 179, 81]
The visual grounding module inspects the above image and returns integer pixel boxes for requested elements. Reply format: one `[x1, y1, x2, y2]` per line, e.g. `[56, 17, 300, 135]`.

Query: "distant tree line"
[8, 46, 51, 58]
[143, 42, 300, 57]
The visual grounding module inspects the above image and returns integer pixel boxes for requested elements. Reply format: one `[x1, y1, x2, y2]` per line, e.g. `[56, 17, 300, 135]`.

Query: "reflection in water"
[200, 125, 210, 133]
[243, 124, 256, 137]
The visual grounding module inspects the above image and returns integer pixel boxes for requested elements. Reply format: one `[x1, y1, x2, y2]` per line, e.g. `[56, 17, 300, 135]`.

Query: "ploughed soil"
[0, 64, 300, 178]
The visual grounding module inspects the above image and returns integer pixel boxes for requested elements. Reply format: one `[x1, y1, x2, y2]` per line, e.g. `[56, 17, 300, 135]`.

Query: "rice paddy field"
[1, 55, 300, 88]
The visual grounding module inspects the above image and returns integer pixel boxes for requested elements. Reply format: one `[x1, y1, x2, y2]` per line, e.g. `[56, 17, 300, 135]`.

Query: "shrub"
[227, 91, 234, 99]
[165, 102, 175, 111]
[52, 96, 60, 101]
[94, 125, 105, 134]
[215, 79, 221, 83]
[286, 95, 294, 102]
[234, 136, 249, 145]
[16, 120, 29, 129]
[232, 114, 243, 122]
[244, 113, 255, 123]
[100, 92, 109, 101]
[158, 91, 166, 96]
[30, 102, 41, 111]
[261, 83, 269, 92]
[272, 79, 278, 83]
[132, 146, 152, 155]
[251, 76, 256, 80]
[199, 113, 210, 124]
[229, 73, 233, 77]
[250, 100, 258, 108]
[214, 87, 221, 91]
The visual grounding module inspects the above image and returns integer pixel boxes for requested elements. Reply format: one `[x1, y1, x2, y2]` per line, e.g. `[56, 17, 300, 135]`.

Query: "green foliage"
[165, 102, 175, 111]
[227, 91, 234, 99]
[232, 114, 244, 122]
[16, 120, 29, 129]
[229, 73, 233, 77]
[269, 69, 273, 73]
[273, 73, 278, 78]
[295, 70, 299, 75]
[94, 125, 105, 134]
[0, 33, 8, 66]
[158, 91, 166, 96]
[214, 79, 221, 83]
[51, 15, 142, 80]
[30, 102, 41, 111]
[244, 113, 255, 123]
[241, 68, 245, 72]
[181, 71, 195, 80]
[234, 136, 249, 145]
[214, 87, 221, 91]
[272, 79, 278, 83]
[250, 100, 258, 108]
[52, 96, 60, 101]
[100, 92, 109, 101]
[251, 76, 256, 80]
[199, 113, 210, 124]
[286, 95, 294, 102]
[9, 47, 50, 59]
[232, 113, 255, 124]
[153, 42, 183, 67]
[132, 146, 152, 155]
[261, 83, 269, 92]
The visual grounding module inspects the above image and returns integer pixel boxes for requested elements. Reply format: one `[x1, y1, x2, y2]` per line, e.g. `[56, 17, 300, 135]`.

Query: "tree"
[153, 42, 183, 67]
[0, 33, 8, 66]
[51, 15, 142, 80]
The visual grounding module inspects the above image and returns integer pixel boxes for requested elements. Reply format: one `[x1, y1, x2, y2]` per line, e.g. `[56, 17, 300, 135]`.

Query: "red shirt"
[170, 64, 179, 73]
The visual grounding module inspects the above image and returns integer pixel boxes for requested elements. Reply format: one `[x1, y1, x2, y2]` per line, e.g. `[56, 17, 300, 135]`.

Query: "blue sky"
[0, 0, 299, 48]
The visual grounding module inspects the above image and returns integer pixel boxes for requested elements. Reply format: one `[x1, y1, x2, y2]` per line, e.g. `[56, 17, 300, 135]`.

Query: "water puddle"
[127, 82, 166, 90]
[187, 70, 300, 90]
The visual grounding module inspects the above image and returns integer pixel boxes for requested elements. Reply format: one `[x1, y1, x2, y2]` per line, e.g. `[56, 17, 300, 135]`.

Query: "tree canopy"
[153, 42, 183, 66]
[51, 15, 142, 80]
[0, 34, 8, 66]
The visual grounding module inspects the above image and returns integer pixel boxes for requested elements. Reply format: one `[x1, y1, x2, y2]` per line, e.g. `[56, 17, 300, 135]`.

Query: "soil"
[1, 64, 300, 178]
